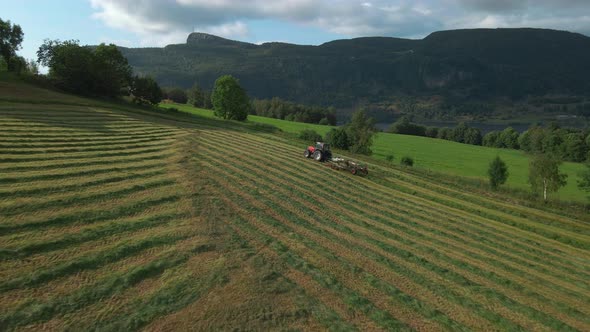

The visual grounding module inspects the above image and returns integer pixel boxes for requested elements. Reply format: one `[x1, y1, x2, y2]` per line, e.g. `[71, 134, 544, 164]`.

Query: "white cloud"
[202, 21, 249, 38]
[89, 0, 590, 46]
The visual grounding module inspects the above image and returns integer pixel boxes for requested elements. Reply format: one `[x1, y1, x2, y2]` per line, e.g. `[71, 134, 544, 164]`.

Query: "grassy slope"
[163, 103, 586, 202]
[1, 81, 589, 330]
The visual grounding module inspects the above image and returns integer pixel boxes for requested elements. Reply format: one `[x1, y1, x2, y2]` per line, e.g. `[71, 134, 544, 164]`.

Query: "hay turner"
[303, 142, 368, 176]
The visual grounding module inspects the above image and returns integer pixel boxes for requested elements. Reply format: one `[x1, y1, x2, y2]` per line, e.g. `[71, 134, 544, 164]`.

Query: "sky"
[3, 0, 590, 64]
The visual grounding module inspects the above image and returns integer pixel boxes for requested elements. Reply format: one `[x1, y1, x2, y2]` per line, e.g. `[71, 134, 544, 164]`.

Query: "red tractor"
[304, 142, 332, 162]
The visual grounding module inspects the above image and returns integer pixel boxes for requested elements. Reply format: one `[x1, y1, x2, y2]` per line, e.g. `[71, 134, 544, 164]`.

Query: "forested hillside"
[120, 28, 590, 109]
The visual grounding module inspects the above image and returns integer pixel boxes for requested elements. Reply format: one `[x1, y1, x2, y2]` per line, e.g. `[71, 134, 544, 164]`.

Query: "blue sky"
[4, 0, 590, 64]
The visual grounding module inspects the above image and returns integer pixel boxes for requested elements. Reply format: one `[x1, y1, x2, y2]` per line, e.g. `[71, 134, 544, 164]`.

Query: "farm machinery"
[303, 142, 368, 176]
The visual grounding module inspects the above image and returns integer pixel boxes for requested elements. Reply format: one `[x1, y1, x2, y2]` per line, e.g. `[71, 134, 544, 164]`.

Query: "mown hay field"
[164, 103, 587, 202]
[1, 90, 590, 331]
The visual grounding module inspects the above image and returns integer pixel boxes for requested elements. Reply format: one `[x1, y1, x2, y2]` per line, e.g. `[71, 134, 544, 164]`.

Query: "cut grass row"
[201, 147, 584, 330]
[0, 131, 178, 144]
[1, 178, 176, 217]
[0, 139, 174, 156]
[0, 243, 211, 330]
[1, 102, 227, 329]
[198, 130, 590, 330]
[0, 162, 169, 185]
[0, 135, 174, 149]
[0, 152, 174, 173]
[203, 130, 590, 275]
[0, 192, 181, 234]
[215, 128, 590, 251]
[208, 154, 588, 330]
[0, 167, 168, 199]
[165, 103, 587, 202]
[0, 212, 187, 260]
[202, 156, 492, 330]
[3, 96, 588, 330]
[201, 132, 590, 299]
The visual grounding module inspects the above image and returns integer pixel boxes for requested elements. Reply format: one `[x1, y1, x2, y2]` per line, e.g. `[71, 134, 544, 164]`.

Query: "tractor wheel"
[313, 151, 323, 161]
[304, 149, 311, 158]
[351, 169, 357, 175]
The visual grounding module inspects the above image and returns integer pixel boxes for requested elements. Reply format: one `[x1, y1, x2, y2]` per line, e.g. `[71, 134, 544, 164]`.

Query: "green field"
[163, 103, 587, 202]
[1, 83, 590, 330]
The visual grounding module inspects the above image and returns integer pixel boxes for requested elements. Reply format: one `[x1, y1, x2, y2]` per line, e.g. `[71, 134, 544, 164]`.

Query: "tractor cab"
[315, 142, 331, 152]
[304, 142, 332, 161]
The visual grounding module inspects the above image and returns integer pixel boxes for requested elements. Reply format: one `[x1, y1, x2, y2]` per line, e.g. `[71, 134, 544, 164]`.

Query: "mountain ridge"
[119, 28, 590, 110]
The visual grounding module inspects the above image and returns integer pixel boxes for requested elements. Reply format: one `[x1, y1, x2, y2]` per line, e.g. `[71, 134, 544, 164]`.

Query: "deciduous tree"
[347, 109, 376, 155]
[211, 75, 250, 121]
[188, 83, 205, 107]
[488, 156, 509, 190]
[528, 154, 567, 201]
[578, 163, 590, 199]
[130, 76, 162, 105]
[0, 18, 23, 71]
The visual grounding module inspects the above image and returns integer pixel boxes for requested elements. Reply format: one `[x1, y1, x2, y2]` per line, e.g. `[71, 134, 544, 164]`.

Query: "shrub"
[488, 156, 509, 190]
[298, 129, 323, 142]
[385, 155, 394, 162]
[401, 156, 414, 167]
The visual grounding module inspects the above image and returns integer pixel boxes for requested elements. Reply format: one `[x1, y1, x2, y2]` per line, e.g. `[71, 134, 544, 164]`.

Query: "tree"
[188, 83, 205, 107]
[483, 131, 500, 147]
[464, 127, 483, 145]
[92, 43, 132, 97]
[347, 109, 376, 155]
[518, 129, 533, 152]
[388, 116, 425, 136]
[325, 127, 350, 150]
[38, 40, 94, 94]
[452, 122, 469, 143]
[499, 127, 520, 149]
[298, 129, 323, 142]
[488, 156, 509, 190]
[425, 126, 439, 138]
[0, 18, 24, 71]
[166, 87, 188, 104]
[528, 154, 567, 201]
[25, 58, 39, 75]
[7, 55, 26, 74]
[578, 163, 590, 198]
[437, 128, 453, 140]
[563, 133, 587, 162]
[211, 75, 250, 121]
[130, 76, 162, 105]
[202, 90, 213, 109]
[37, 40, 131, 96]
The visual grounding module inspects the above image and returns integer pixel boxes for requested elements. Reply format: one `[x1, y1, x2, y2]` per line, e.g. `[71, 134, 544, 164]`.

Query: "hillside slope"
[1, 82, 589, 330]
[121, 28, 590, 106]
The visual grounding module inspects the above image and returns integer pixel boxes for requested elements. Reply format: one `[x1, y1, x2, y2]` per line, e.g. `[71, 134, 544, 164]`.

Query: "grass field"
[163, 103, 587, 202]
[1, 83, 590, 330]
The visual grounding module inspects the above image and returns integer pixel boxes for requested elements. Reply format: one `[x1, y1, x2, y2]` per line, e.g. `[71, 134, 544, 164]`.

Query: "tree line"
[388, 116, 590, 162]
[162, 86, 337, 126]
[252, 98, 337, 125]
[2, 17, 164, 105]
[388, 117, 483, 146]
